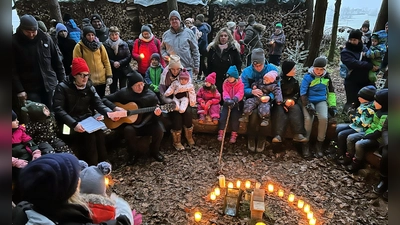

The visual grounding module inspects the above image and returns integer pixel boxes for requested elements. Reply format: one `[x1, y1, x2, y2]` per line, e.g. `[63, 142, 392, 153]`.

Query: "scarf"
[139, 33, 154, 43]
[104, 38, 122, 55]
[82, 37, 101, 52]
[218, 43, 228, 53]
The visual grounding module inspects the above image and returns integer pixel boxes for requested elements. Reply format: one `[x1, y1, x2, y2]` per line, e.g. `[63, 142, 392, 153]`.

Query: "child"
[335, 85, 376, 164]
[363, 33, 387, 83]
[185, 18, 202, 41]
[300, 56, 337, 158]
[144, 53, 164, 100]
[23, 101, 72, 154]
[360, 20, 372, 48]
[218, 65, 244, 143]
[164, 69, 196, 113]
[347, 88, 388, 173]
[196, 72, 221, 124]
[241, 70, 282, 126]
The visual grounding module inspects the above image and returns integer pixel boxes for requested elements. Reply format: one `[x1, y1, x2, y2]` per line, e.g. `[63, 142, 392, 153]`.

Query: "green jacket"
[144, 65, 163, 93]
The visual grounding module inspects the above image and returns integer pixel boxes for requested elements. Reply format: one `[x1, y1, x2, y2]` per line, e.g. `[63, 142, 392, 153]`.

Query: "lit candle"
[194, 211, 202, 222]
[245, 180, 251, 189]
[236, 180, 241, 188]
[297, 199, 304, 208]
[105, 177, 110, 186]
[288, 193, 295, 202]
[307, 211, 313, 220]
[278, 189, 284, 197]
[210, 192, 216, 200]
[214, 187, 220, 196]
[140, 53, 144, 59]
[228, 182, 234, 189]
[255, 182, 261, 189]
[267, 184, 274, 193]
[219, 175, 225, 188]
[309, 217, 316, 225]
[304, 204, 310, 213]
[255, 222, 266, 225]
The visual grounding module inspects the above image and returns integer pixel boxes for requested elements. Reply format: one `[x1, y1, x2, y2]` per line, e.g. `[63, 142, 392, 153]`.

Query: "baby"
[164, 69, 196, 113]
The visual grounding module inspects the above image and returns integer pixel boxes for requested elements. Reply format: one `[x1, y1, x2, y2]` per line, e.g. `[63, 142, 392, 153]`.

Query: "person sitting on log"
[164, 69, 196, 114]
[196, 72, 221, 124]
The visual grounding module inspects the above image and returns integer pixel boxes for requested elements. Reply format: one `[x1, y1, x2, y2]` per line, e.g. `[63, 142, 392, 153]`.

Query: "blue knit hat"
[56, 23, 68, 34]
[226, 65, 239, 79]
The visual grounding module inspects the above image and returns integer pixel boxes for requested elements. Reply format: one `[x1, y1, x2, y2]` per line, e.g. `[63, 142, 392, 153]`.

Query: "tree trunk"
[47, 0, 62, 23]
[304, 0, 328, 67]
[303, 0, 313, 49]
[167, 0, 178, 14]
[373, 0, 388, 32]
[328, 0, 341, 62]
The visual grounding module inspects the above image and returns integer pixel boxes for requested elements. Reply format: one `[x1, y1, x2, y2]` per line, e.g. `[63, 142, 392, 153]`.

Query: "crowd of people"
[12, 9, 389, 223]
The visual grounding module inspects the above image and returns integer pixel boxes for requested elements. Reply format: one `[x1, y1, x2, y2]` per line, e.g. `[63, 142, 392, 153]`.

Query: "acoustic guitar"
[104, 102, 175, 129]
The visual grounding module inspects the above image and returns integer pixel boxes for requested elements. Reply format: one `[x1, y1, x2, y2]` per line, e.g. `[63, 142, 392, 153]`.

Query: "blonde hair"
[109, 26, 120, 34]
[212, 27, 235, 46]
[68, 178, 93, 216]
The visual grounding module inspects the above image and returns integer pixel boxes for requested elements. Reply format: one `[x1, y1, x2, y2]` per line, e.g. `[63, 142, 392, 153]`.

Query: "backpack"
[339, 52, 363, 79]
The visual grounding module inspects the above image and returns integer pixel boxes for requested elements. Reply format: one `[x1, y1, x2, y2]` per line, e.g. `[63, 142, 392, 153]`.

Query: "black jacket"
[340, 41, 373, 85]
[280, 75, 300, 102]
[53, 77, 112, 128]
[12, 28, 65, 93]
[103, 40, 132, 75]
[57, 36, 76, 75]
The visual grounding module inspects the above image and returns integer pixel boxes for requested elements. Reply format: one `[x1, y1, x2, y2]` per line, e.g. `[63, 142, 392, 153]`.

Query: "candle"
[236, 180, 241, 188]
[140, 53, 144, 59]
[214, 187, 220, 196]
[194, 211, 202, 222]
[288, 193, 295, 202]
[307, 211, 313, 220]
[297, 199, 304, 208]
[245, 180, 251, 189]
[219, 175, 225, 188]
[228, 182, 234, 189]
[309, 217, 316, 225]
[255, 222, 266, 225]
[105, 177, 110, 186]
[255, 182, 261, 189]
[304, 204, 310, 213]
[278, 189, 284, 197]
[210, 192, 216, 200]
[267, 184, 274, 193]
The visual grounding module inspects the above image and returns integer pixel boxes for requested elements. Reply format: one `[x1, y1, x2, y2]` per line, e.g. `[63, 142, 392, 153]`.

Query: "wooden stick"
[218, 107, 231, 165]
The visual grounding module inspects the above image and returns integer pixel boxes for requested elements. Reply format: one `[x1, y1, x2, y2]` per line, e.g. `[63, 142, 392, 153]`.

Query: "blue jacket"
[65, 19, 82, 43]
[196, 22, 211, 53]
[241, 63, 278, 98]
[300, 67, 336, 107]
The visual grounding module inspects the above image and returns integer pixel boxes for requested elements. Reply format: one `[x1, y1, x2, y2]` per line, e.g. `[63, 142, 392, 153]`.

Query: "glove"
[233, 97, 239, 104]
[32, 149, 42, 160]
[132, 209, 143, 225]
[305, 103, 317, 116]
[200, 101, 206, 110]
[106, 78, 113, 85]
[224, 99, 235, 109]
[328, 107, 338, 117]
[205, 100, 212, 109]
[12, 157, 28, 168]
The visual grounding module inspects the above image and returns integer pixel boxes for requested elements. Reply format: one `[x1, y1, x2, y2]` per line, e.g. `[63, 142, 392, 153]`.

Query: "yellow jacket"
[73, 41, 112, 86]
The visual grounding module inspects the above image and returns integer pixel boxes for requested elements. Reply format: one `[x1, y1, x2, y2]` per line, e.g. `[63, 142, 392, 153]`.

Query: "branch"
[281, 2, 305, 18]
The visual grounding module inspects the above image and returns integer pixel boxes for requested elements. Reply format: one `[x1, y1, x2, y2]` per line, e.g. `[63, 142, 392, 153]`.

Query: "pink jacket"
[196, 86, 221, 105]
[12, 125, 32, 145]
[222, 78, 244, 101]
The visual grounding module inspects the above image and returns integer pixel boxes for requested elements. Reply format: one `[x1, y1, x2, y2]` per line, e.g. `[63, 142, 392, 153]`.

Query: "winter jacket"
[53, 77, 112, 129]
[81, 193, 116, 224]
[57, 35, 76, 75]
[196, 86, 221, 105]
[145, 65, 164, 93]
[348, 101, 375, 132]
[340, 41, 372, 85]
[12, 28, 66, 93]
[243, 23, 266, 53]
[196, 22, 211, 54]
[207, 41, 242, 94]
[300, 67, 336, 107]
[95, 26, 110, 43]
[365, 40, 387, 66]
[280, 75, 300, 102]
[73, 41, 112, 86]
[64, 19, 82, 43]
[132, 35, 165, 75]
[159, 66, 193, 94]
[363, 107, 388, 141]
[375, 29, 388, 46]
[103, 39, 132, 76]
[165, 80, 196, 106]
[361, 29, 372, 48]
[222, 78, 244, 109]
[241, 63, 278, 98]
[233, 28, 246, 55]
[161, 24, 200, 70]
[251, 78, 283, 103]
[267, 31, 286, 56]
[12, 125, 38, 161]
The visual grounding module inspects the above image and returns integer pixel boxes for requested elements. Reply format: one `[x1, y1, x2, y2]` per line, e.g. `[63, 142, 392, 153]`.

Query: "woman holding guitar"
[103, 70, 165, 165]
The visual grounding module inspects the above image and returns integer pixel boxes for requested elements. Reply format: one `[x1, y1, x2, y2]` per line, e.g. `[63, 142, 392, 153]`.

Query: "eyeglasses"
[76, 73, 90, 78]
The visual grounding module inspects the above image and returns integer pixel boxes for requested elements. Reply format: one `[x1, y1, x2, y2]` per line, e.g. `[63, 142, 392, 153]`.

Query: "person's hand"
[17, 91, 27, 105]
[111, 116, 120, 121]
[305, 103, 317, 116]
[205, 100, 212, 109]
[32, 150, 41, 160]
[154, 107, 162, 116]
[106, 78, 113, 85]
[372, 65, 380, 72]
[194, 68, 199, 75]
[74, 123, 85, 133]
[113, 61, 120, 68]
[251, 88, 263, 97]
[362, 52, 366, 57]
[163, 55, 170, 62]
[224, 99, 235, 109]
[328, 107, 338, 117]
[239, 40, 244, 44]
[95, 115, 104, 121]
[114, 106, 125, 111]
[12, 158, 28, 168]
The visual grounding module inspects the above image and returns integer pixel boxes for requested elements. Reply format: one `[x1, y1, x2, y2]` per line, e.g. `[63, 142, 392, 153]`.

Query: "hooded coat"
[243, 23, 266, 53]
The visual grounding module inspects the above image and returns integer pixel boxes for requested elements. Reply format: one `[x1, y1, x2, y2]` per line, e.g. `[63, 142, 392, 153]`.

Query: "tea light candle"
[105, 177, 110, 186]
[228, 182, 234, 189]
[210, 192, 216, 200]
[194, 211, 202, 222]
[267, 184, 274, 193]
[288, 193, 295, 202]
[307, 211, 313, 220]
[278, 189, 284, 197]
[245, 180, 251, 189]
[304, 204, 310, 213]
[309, 217, 316, 225]
[219, 175, 225, 188]
[255, 222, 266, 225]
[214, 187, 220, 196]
[255, 182, 261, 189]
[140, 53, 144, 59]
[297, 199, 304, 208]
[236, 180, 241, 188]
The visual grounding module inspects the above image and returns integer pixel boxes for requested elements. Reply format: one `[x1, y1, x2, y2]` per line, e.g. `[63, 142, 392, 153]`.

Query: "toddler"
[144, 53, 164, 100]
[196, 72, 221, 124]
[164, 69, 196, 113]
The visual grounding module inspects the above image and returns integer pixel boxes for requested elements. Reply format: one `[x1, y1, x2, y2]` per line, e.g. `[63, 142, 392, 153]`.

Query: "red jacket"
[196, 86, 221, 105]
[132, 36, 166, 75]
[12, 125, 32, 145]
[222, 78, 244, 101]
[233, 28, 246, 55]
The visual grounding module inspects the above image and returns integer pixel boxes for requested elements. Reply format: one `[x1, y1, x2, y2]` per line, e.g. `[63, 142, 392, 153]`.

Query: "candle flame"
[297, 199, 304, 208]
[210, 192, 216, 200]
[236, 180, 241, 188]
[245, 180, 251, 189]
[105, 177, 109, 186]
[228, 182, 234, 189]
[307, 211, 313, 220]
[140, 53, 144, 59]
[304, 204, 310, 213]
[278, 189, 284, 197]
[288, 193, 295, 202]
[194, 211, 202, 222]
[214, 187, 220, 196]
[309, 217, 316, 225]
[267, 184, 274, 192]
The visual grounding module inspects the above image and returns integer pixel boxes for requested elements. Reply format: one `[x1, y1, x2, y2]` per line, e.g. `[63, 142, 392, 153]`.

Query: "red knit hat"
[71, 57, 90, 76]
[205, 72, 216, 85]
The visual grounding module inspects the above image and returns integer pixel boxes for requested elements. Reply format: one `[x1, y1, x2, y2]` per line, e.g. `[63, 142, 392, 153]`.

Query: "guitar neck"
[127, 106, 157, 116]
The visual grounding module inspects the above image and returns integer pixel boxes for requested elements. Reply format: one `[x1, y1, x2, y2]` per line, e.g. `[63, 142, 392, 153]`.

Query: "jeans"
[346, 132, 365, 155]
[355, 138, 380, 160]
[336, 123, 357, 154]
[303, 101, 328, 142]
[218, 105, 242, 132]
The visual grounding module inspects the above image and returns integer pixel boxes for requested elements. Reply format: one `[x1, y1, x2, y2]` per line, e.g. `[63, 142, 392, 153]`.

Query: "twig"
[218, 107, 231, 165]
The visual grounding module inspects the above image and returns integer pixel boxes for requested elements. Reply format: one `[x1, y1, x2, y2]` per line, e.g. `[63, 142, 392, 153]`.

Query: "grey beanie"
[196, 14, 205, 23]
[83, 26, 96, 37]
[80, 161, 111, 195]
[141, 25, 152, 34]
[19, 14, 38, 31]
[251, 48, 265, 65]
[312, 56, 327, 68]
[169, 10, 182, 21]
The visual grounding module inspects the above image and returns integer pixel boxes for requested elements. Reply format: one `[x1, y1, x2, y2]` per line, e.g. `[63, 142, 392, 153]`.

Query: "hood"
[253, 23, 266, 33]
[198, 23, 211, 33]
[25, 209, 55, 225]
[67, 19, 78, 29]
[80, 193, 115, 207]
[206, 40, 241, 53]
[307, 67, 327, 77]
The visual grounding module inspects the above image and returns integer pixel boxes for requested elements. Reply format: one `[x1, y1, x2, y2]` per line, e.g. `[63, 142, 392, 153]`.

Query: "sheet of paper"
[107, 111, 127, 118]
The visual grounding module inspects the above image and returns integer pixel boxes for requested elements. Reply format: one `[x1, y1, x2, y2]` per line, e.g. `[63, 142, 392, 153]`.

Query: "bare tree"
[328, 0, 341, 62]
[167, 0, 178, 14]
[373, 0, 388, 32]
[47, 0, 62, 22]
[304, 0, 328, 67]
[303, 0, 314, 50]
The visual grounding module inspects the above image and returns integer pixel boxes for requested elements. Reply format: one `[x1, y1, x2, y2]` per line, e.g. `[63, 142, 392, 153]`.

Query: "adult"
[55, 23, 76, 75]
[12, 153, 131, 225]
[73, 25, 113, 98]
[159, 55, 195, 151]
[226, 21, 236, 35]
[103, 26, 133, 94]
[53, 57, 117, 165]
[267, 22, 286, 66]
[195, 14, 211, 80]
[233, 21, 246, 63]
[340, 29, 378, 112]
[103, 71, 165, 164]
[62, 13, 82, 43]
[207, 27, 242, 95]
[241, 48, 278, 152]
[90, 13, 109, 42]
[242, 14, 266, 66]
[12, 14, 65, 119]
[132, 24, 165, 77]
[161, 10, 200, 78]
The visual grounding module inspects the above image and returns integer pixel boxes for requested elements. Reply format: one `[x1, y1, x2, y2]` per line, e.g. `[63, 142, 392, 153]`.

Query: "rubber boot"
[301, 142, 312, 159]
[373, 174, 388, 195]
[248, 136, 256, 152]
[184, 125, 195, 147]
[229, 132, 238, 143]
[198, 114, 205, 124]
[346, 158, 363, 173]
[217, 130, 224, 142]
[338, 152, 353, 165]
[315, 141, 324, 158]
[171, 129, 185, 151]
[256, 136, 267, 152]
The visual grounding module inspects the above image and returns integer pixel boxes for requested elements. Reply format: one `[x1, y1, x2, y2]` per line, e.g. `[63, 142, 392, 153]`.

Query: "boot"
[212, 117, 219, 125]
[171, 129, 185, 151]
[229, 132, 238, 143]
[150, 151, 165, 162]
[256, 136, 267, 152]
[272, 135, 282, 143]
[217, 130, 224, 142]
[301, 142, 312, 159]
[293, 134, 308, 142]
[260, 118, 269, 127]
[239, 114, 249, 122]
[346, 158, 363, 173]
[315, 141, 324, 158]
[248, 136, 256, 152]
[198, 114, 205, 124]
[373, 175, 388, 195]
[338, 152, 353, 165]
[184, 125, 195, 147]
